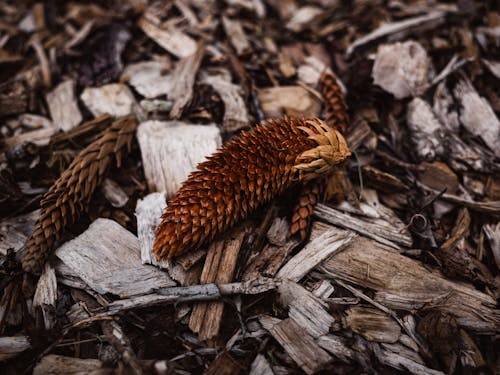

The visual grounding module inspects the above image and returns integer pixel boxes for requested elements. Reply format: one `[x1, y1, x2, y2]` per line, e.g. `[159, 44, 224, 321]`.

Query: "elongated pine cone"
[319, 70, 349, 134]
[22, 115, 138, 274]
[153, 117, 351, 260]
[289, 179, 325, 240]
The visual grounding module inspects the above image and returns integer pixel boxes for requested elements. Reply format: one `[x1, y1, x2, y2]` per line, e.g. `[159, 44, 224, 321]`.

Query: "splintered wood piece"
[249, 354, 273, 375]
[2, 128, 55, 148]
[374, 347, 444, 375]
[189, 226, 246, 340]
[55, 218, 175, 298]
[371, 41, 429, 99]
[135, 192, 201, 285]
[277, 224, 356, 282]
[0, 210, 38, 256]
[137, 121, 221, 198]
[314, 204, 412, 249]
[169, 42, 205, 118]
[101, 178, 128, 208]
[33, 355, 102, 375]
[201, 69, 249, 132]
[278, 280, 335, 338]
[0, 336, 31, 361]
[0, 80, 28, 117]
[45, 80, 82, 131]
[321, 236, 499, 333]
[222, 17, 250, 55]
[345, 306, 401, 343]
[316, 334, 355, 363]
[259, 316, 333, 375]
[138, 16, 197, 58]
[81, 83, 138, 118]
[258, 86, 321, 118]
[454, 79, 500, 157]
[203, 350, 244, 375]
[33, 263, 57, 330]
[123, 61, 173, 99]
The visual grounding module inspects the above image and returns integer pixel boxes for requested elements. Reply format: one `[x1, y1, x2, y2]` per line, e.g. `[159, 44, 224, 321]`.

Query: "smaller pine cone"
[319, 70, 349, 134]
[153, 117, 351, 260]
[290, 179, 325, 240]
[22, 115, 138, 274]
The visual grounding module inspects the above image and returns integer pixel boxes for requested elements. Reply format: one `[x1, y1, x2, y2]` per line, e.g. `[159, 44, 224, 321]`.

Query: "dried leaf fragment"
[153, 117, 350, 259]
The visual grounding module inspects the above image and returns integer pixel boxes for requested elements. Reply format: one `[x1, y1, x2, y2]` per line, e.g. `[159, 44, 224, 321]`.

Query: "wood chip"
[258, 85, 321, 118]
[277, 224, 356, 282]
[418, 161, 458, 193]
[372, 41, 429, 99]
[222, 16, 250, 55]
[454, 79, 500, 157]
[123, 61, 173, 99]
[55, 218, 175, 298]
[0, 336, 31, 361]
[314, 204, 412, 249]
[45, 80, 82, 131]
[316, 334, 355, 363]
[137, 120, 221, 198]
[138, 16, 197, 58]
[0, 210, 38, 256]
[259, 316, 333, 375]
[33, 263, 57, 330]
[249, 354, 274, 375]
[201, 69, 249, 132]
[81, 83, 138, 118]
[33, 355, 102, 375]
[345, 306, 401, 343]
[101, 178, 128, 208]
[189, 226, 245, 340]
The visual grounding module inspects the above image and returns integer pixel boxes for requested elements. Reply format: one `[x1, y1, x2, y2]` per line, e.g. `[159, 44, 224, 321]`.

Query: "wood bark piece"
[135, 192, 201, 285]
[45, 80, 82, 131]
[138, 16, 197, 58]
[0, 336, 31, 361]
[454, 79, 500, 157]
[33, 263, 57, 330]
[137, 120, 221, 198]
[189, 226, 245, 340]
[81, 83, 138, 118]
[123, 61, 173, 99]
[374, 346, 444, 375]
[278, 280, 335, 338]
[372, 41, 429, 99]
[314, 203, 412, 249]
[55, 218, 175, 298]
[483, 223, 500, 269]
[320, 236, 499, 333]
[259, 315, 333, 374]
[0, 210, 38, 255]
[203, 350, 244, 375]
[168, 42, 205, 118]
[249, 354, 273, 375]
[277, 224, 356, 282]
[0, 80, 28, 117]
[2, 128, 55, 148]
[258, 86, 321, 118]
[222, 17, 250, 55]
[201, 69, 249, 132]
[345, 306, 401, 343]
[316, 334, 355, 363]
[33, 355, 102, 375]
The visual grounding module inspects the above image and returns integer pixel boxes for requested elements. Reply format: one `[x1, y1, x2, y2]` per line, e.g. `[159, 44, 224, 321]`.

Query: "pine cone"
[153, 117, 351, 259]
[319, 70, 349, 134]
[289, 179, 325, 240]
[22, 115, 138, 274]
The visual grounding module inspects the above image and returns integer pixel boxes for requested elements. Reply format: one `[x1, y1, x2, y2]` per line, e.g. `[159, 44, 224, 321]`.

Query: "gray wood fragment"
[55, 218, 175, 298]
[101, 178, 128, 208]
[81, 83, 139, 118]
[250, 354, 274, 375]
[0, 336, 31, 361]
[33, 355, 102, 375]
[45, 80, 82, 131]
[259, 316, 333, 375]
[372, 41, 429, 99]
[314, 204, 412, 248]
[277, 225, 356, 282]
[317, 334, 355, 363]
[33, 262, 57, 330]
[137, 121, 221, 197]
[0, 210, 38, 255]
[222, 17, 250, 55]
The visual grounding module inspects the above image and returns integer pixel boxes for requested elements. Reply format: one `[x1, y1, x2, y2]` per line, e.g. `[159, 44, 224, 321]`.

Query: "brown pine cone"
[22, 115, 138, 274]
[319, 70, 349, 134]
[289, 179, 325, 240]
[153, 117, 351, 260]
